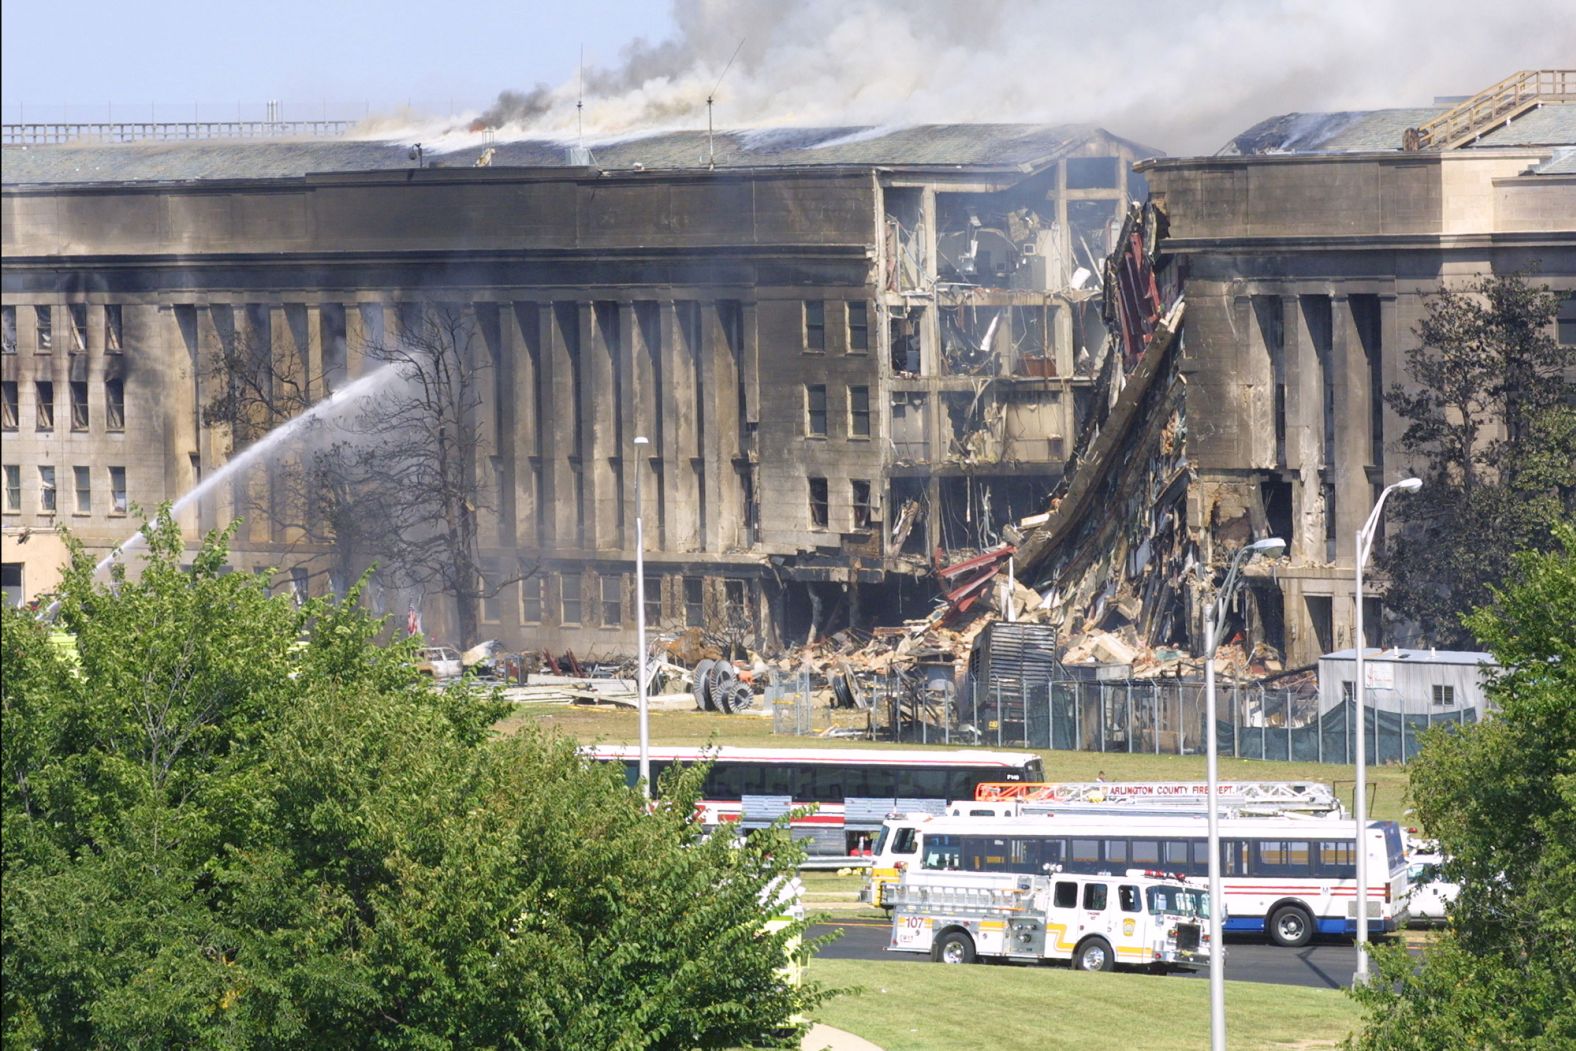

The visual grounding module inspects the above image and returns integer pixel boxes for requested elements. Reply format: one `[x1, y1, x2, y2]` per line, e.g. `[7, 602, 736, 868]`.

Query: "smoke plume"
[465, 0, 1571, 155]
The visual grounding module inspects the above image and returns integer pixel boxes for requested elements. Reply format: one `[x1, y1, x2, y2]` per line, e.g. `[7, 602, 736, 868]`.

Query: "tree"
[2, 510, 824, 1047]
[1348, 523, 1576, 1050]
[1379, 271, 1576, 647]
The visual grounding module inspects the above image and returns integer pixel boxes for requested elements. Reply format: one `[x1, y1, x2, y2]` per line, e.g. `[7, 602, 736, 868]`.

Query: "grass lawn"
[807, 957, 1363, 1051]
[499, 705, 1417, 825]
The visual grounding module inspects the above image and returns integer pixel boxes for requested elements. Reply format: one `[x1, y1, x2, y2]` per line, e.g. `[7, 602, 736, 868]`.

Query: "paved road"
[811, 920, 1366, 989]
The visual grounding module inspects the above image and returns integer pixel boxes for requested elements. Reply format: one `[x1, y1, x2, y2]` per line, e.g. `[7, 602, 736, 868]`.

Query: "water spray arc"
[93, 363, 404, 576]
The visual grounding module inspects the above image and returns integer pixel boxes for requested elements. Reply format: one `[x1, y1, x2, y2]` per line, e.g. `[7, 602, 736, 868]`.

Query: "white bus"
[583, 745, 1044, 856]
[865, 811, 1409, 946]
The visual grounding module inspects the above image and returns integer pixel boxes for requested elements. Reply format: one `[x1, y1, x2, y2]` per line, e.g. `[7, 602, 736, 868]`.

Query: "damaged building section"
[1, 123, 1158, 655]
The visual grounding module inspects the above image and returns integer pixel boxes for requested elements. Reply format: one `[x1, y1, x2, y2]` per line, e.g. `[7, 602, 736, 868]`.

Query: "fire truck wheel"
[932, 930, 976, 965]
[1074, 937, 1116, 972]
[1270, 904, 1314, 948]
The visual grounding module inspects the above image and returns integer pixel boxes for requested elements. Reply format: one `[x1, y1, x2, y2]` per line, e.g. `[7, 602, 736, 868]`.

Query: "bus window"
[966, 836, 1012, 871]
[923, 834, 962, 870]
[1190, 839, 1211, 874]
[1082, 883, 1108, 911]
[1317, 840, 1357, 878]
[1252, 839, 1313, 876]
[759, 764, 795, 797]
[1054, 881, 1079, 909]
[1222, 839, 1250, 876]
[864, 768, 898, 799]
[897, 767, 952, 799]
[1105, 839, 1129, 866]
[1119, 885, 1142, 913]
[1071, 839, 1101, 866]
[1131, 839, 1160, 865]
[1164, 840, 1190, 868]
[704, 763, 753, 798]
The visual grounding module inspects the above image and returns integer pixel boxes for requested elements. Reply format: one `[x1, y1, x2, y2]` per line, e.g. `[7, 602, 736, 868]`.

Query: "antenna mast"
[707, 37, 745, 171]
[577, 45, 584, 145]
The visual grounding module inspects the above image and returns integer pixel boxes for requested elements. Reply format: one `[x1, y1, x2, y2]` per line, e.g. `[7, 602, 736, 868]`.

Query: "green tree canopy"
[2, 512, 822, 1048]
[1379, 271, 1576, 647]
[1349, 522, 1576, 1049]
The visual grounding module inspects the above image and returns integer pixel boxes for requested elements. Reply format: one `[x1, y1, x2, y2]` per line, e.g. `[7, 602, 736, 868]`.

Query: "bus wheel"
[1269, 904, 1314, 948]
[1075, 937, 1116, 972]
[932, 931, 976, 965]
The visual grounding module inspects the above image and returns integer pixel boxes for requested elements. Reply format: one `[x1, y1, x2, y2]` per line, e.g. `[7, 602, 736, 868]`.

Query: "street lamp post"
[1352, 477, 1421, 981]
[633, 435, 651, 799]
[1205, 535, 1285, 1051]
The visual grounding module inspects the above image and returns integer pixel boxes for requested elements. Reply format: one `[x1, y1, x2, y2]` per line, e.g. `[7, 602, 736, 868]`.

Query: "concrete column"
[1286, 294, 1326, 562]
[617, 302, 639, 555]
[508, 302, 539, 550]
[1379, 295, 1404, 475]
[199, 304, 234, 537]
[1331, 294, 1369, 563]
[586, 303, 619, 551]
[546, 301, 577, 549]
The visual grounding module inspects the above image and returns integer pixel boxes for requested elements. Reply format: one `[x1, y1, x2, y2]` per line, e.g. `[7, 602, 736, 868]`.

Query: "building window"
[38, 466, 56, 513]
[109, 466, 127, 514]
[35, 307, 51, 352]
[806, 384, 828, 437]
[1558, 294, 1576, 346]
[105, 378, 125, 431]
[2, 382, 16, 430]
[804, 300, 825, 352]
[288, 566, 309, 606]
[1432, 684, 1456, 707]
[851, 480, 873, 528]
[35, 381, 54, 431]
[560, 572, 583, 625]
[520, 575, 543, 624]
[480, 559, 502, 624]
[684, 576, 704, 626]
[809, 477, 829, 528]
[600, 574, 623, 626]
[849, 385, 871, 437]
[67, 304, 87, 351]
[723, 578, 747, 624]
[3, 466, 20, 513]
[104, 304, 123, 353]
[1, 306, 15, 353]
[70, 382, 90, 430]
[848, 301, 869, 352]
[73, 466, 91, 514]
[644, 575, 662, 625]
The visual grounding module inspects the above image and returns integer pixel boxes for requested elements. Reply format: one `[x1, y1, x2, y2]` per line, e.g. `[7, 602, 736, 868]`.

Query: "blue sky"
[0, 0, 675, 123]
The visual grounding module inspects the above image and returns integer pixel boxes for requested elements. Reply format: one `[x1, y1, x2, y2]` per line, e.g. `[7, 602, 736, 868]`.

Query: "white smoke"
[455, 0, 1572, 155]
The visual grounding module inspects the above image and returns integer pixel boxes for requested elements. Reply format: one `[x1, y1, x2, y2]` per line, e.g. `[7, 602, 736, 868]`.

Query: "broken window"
[644, 575, 662, 625]
[848, 301, 869, 352]
[940, 305, 1003, 375]
[35, 381, 54, 431]
[849, 385, 871, 437]
[805, 384, 828, 437]
[35, 307, 51, 352]
[684, 577, 704, 626]
[560, 572, 583, 625]
[803, 300, 825, 352]
[73, 466, 91, 514]
[884, 187, 926, 292]
[105, 378, 125, 431]
[808, 477, 829, 529]
[109, 466, 127, 514]
[104, 305, 123, 353]
[38, 466, 56, 513]
[723, 578, 747, 624]
[851, 480, 873, 529]
[67, 304, 87, 351]
[890, 309, 922, 374]
[600, 574, 622, 626]
[520, 575, 543, 624]
[70, 381, 89, 430]
[1065, 156, 1121, 189]
[1, 307, 15, 353]
[3, 465, 19, 513]
[1, 382, 16, 430]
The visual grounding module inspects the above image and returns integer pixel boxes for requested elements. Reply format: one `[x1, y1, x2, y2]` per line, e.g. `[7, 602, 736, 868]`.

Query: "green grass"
[500, 705, 1417, 825]
[807, 958, 1362, 1051]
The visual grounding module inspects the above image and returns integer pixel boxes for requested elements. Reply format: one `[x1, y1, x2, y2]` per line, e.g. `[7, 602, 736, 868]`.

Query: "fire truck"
[885, 867, 1211, 972]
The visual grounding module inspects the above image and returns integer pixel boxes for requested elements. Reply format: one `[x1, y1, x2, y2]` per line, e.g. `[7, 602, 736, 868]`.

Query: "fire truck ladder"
[1403, 69, 1575, 151]
[975, 781, 1345, 817]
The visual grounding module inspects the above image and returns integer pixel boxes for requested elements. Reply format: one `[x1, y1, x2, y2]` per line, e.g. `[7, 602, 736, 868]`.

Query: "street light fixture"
[1204, 534, 1285, 1051]
[1352, 476, 1421, 981]
[633, 435, 652, 799]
